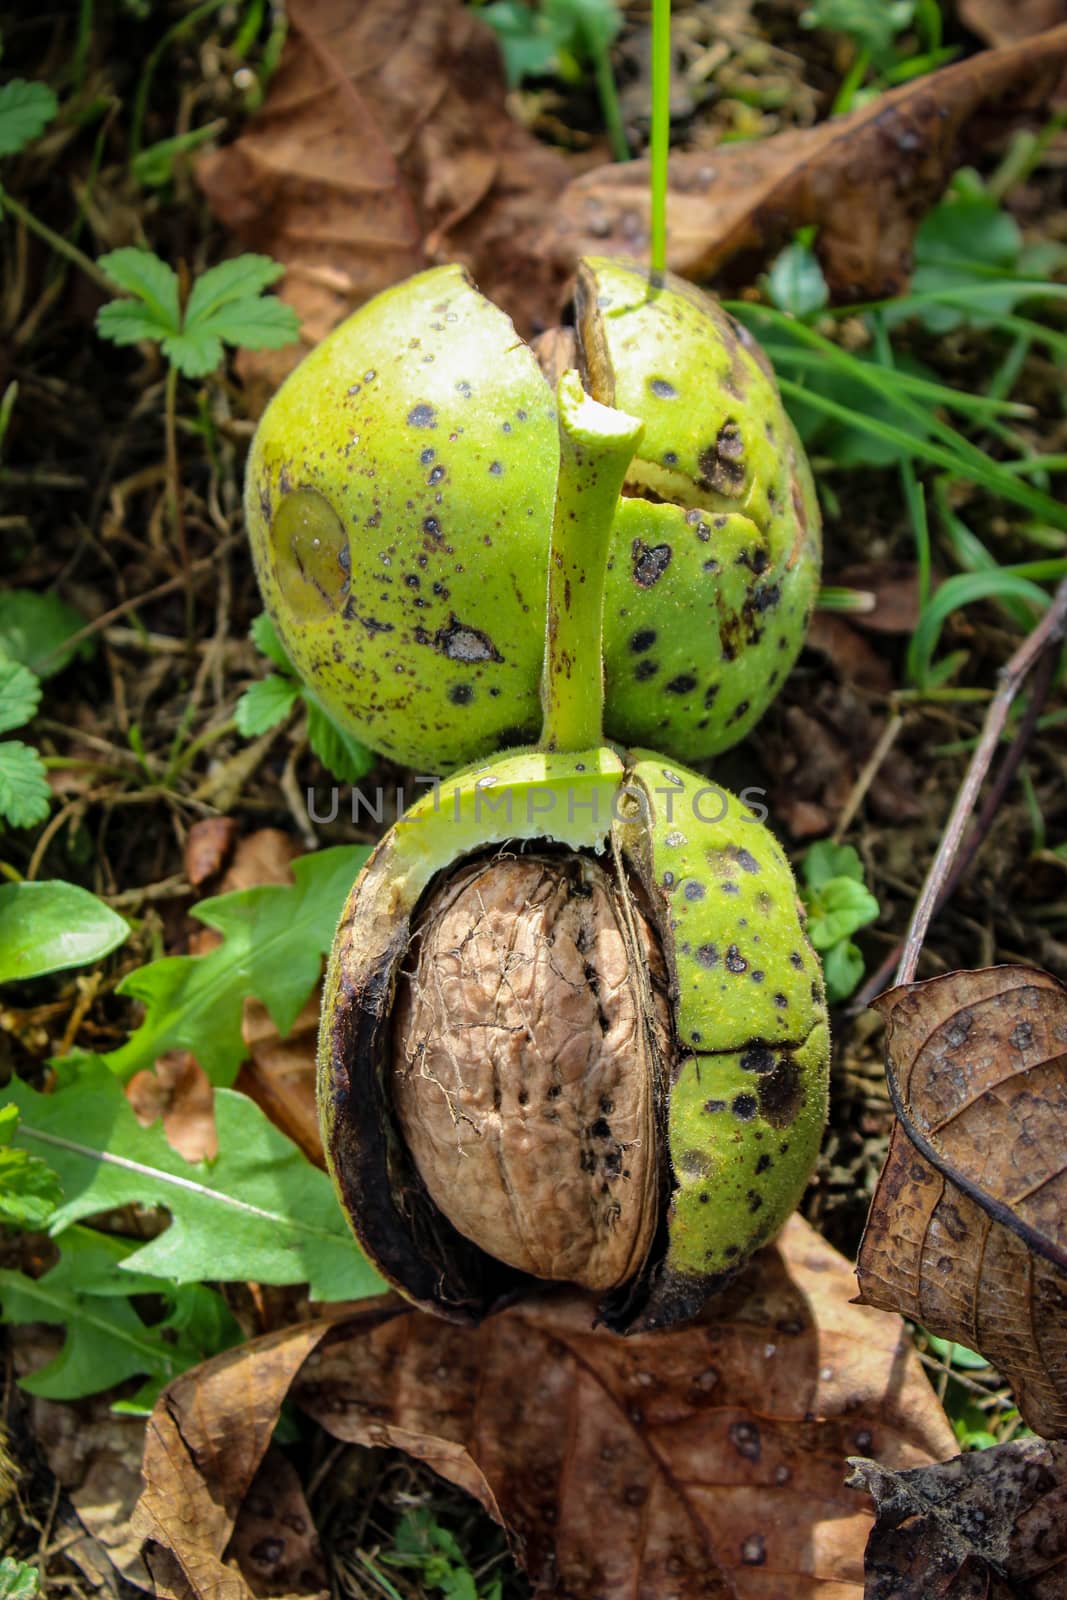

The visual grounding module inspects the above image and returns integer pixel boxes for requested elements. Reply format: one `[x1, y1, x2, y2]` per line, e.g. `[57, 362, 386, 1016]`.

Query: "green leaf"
[0, 1106, 62, 1228]
[481, 1, 561, 85]
[158, 326, 225, 378]
[183, 254, 285, 325]
[821, 938, 864, 1003]
[0, 880, 129, 982]
[0, 80, 58, 158]
[105, 845, 369, 1084]
[0, 1225, 240, 1400]
[5, 1058, 382, 1301]
[0, 655, 41, 733]
[0, 1558, 40, 1600]
[0, 742, 51, 829]
[801, 0, 913, 68]
[305, 698, 375, 783]
[806, 876, 880, 950]
[192, 295, 301, 353]
[766, 240, 829, 319]
[96, 248, 180, 335]
[803, 840, 864, 890]
[95, 297, 177, 349]
[235, 673, 300, 737]
[249, 611, 292, 672]
[0, 590, 88, 679]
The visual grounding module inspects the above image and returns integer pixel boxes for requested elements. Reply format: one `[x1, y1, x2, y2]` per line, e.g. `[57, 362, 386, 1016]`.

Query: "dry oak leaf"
[848, 1437, 1067, 1599]
[857, 965, 1067, 1441]
[538, 26, 1067, 301]
[197, 0, 576, 398]
[134, 1216, 955, 1600]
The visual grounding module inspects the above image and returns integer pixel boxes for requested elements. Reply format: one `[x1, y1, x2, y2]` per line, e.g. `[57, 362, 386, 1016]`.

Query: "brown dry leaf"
[126, 1050, 218, 1162]
[236, 991, 323, 1167]
[184, 817, 238, 889]
[961, 0, 1067, 47]
[856, 966, 1067, 1439]
[539, 28, 1067, 300]
[834, 563, 927, 637]
[131, 1312, 368, 1600]
[136, 1216, 955, 1600]
[224, 1446, 328, 1598]
[848, 1438, 1067, 1599]
[218, 828, 300, 895]
[198, 0, 575, 396]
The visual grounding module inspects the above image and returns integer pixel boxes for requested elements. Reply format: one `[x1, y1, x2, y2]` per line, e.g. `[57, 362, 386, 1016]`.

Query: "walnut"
[392, 853, 671, 1291]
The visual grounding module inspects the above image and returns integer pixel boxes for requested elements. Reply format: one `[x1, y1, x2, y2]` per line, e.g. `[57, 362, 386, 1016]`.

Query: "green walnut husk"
[318, 372, 829, 1331]
[247, 257, 820, 775]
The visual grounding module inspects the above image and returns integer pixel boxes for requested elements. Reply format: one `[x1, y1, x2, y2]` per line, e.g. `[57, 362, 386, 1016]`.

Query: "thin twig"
[892, 576, 1067, 989]
[832, 711, 905, 844]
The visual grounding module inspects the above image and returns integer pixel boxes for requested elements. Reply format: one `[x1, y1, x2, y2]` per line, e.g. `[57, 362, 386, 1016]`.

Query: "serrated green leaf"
[235, 673, 300, 737]
[0, 1557, 40, 1600]
[0, 655, 40, 733]
[0, 80, 57, 158]
[0, 741, 50, 828]
[305, 697, 374, 783]
[803, 840, 865, 890]
[821, 938, 864, 1003]
[0, 880, 130, 983]
[0, 1225, 240, 1400]
[806, 876, 880, 950]
[184, 254, 285, 325]
[104, 845, 369, 1084]
[194, 295, 300, 353]
[95, 297, 175, 349]
[159, 326, 225, 377]
[250, 611, 293, 671]
[5, 1059, 381, 1301]
[97, 248, 180, 332]
[0, 590, 88, 679]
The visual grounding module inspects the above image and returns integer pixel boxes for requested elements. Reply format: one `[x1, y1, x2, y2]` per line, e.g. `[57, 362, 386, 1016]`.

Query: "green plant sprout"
[236, 613, 375, 784]
[480, 0, 629, 160]
[800, 841, 880, 1003]
[802, 0, 957, 115]
[95, 249, 300, 589]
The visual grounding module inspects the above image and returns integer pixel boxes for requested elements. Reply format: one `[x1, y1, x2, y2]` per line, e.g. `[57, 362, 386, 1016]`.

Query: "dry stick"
[853, 575, 1067, 1005]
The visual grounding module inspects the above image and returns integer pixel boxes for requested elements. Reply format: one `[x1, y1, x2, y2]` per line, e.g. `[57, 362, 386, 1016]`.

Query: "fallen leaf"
[857, 965, 1067, 1439]
[539, 28, 1067, 300]
[236, 991, 323, 1167]
[131, 1312, 366, 1600]
[183, 817, 238, 889]
[135, 1216, 955, 1600]
[126, 1050, 218, 1163]
[834, 563, 927, 636]
[198, 0, 576, 396]
[848, 1437, 1067, 1599]
[960, 0, 1067, 47]
[805, 614, 895, 692]
[224, 1446, 328, 1599]
[218, 828, 300, 895]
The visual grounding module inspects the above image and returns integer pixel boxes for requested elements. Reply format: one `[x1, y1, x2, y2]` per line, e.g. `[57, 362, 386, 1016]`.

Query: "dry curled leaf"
[126, 1050, 218, 1163]
[960, 0, 1067, 47]
[183, 817, 238, 889]
[848, 1438, 1067, 1599]
[539, 27, 1067, 300]
[857, 965, 1067, 1439]
[134, 1216, 954, 1600]
[198, 0, 575, 397]
[236, 991, 323, 1168]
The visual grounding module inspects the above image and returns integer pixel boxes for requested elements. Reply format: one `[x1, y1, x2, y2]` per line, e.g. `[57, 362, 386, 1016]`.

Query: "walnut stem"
[539, 370, 643, 754]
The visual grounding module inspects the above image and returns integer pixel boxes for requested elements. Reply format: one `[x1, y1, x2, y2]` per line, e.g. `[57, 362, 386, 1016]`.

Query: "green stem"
[0, 193, 114, 294]
[163, 362, 193, 635]
[539, 370, 643, 753]
[649, 0, 671, 276]
[592, 41, 630, 162]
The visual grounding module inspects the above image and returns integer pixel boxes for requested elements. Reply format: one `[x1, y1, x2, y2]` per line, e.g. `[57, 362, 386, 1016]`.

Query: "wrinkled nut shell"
[393, 852, 671, 1291]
